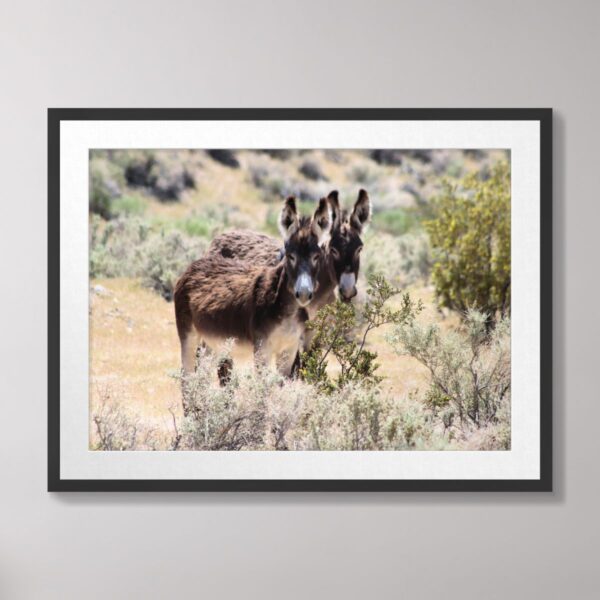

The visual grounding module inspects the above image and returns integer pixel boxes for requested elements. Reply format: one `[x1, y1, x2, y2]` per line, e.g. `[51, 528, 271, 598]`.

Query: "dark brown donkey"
[207, 189, 371, 367]
[174, 196, 333, 382]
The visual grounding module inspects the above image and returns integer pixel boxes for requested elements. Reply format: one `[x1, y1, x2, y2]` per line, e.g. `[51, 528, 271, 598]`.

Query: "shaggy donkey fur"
[174, 197, 333, 388]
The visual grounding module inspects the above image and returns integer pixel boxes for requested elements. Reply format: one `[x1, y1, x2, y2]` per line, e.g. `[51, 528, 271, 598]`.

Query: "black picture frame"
[48, 108, 552, 492]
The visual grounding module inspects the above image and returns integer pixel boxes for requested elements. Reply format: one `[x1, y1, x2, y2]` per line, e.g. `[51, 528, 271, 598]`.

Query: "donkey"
[174, 196, 333, 383]
[208, 189, 371, 309]
[207, 189, 371, 368]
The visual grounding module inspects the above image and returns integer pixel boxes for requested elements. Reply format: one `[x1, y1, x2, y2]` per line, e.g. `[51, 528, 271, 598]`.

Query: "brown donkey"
[208, 189, 370, 308]
[174, 196, 333, 382]
[207, 189, 371, 368]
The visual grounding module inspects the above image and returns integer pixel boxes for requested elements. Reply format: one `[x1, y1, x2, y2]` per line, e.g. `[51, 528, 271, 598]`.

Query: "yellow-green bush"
[425, 162, 510, 325]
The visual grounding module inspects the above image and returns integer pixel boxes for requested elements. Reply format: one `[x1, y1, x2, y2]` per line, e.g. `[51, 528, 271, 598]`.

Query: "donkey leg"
[181, 329, 199, 375]
[217, 357, 233, 387]
[179, 329, 199, 415]
[276, 349, 298, 378]
[291, 328, 314, 379]
[253, 338, 271, 370]
[290, 351, 302, 378]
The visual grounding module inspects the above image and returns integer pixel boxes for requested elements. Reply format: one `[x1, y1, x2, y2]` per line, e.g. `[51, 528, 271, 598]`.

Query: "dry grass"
[89, 278, 182, 441]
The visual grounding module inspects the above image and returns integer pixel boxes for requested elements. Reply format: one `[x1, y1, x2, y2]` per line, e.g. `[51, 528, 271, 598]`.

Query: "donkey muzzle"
[294, 272, 314, 306]
[339, 272, 357, 300]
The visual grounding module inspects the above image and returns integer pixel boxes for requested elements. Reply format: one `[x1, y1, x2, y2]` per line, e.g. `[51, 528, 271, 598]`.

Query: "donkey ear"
[311, 197, 333, 243]
[279, 196, 299, 240]
[327, 190, 341, 225]
[350, 189, 371, 233]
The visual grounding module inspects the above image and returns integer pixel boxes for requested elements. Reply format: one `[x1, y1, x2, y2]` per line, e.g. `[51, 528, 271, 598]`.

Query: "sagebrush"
[90, 216, 206, 300]
[90, 385, 160, 451]
[388, 309, 511, 446]
[175, 343, 448, 451]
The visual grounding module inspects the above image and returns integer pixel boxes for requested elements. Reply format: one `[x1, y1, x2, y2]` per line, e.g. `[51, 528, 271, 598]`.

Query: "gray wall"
[0, 1, 597, 598]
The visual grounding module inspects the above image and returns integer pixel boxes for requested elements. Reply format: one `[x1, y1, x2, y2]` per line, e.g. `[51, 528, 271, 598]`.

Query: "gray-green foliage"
[90, 216, 148, 278]
[141, 229, 205, 301]
[387, 309, 511, 441]
[397, 232, 432, 284]
[306, 383, 396, 451]
[180, 343, 272, 450]
[362, 231, 432, 287]
[91, 386, 158, 451]
[176, 342, 446, 451]
[89, 155, 125, 218]
[90, 215, 206, 300]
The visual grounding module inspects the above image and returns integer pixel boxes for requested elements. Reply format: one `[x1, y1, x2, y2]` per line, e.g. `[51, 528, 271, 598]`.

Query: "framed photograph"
[48, 108, 552, 492]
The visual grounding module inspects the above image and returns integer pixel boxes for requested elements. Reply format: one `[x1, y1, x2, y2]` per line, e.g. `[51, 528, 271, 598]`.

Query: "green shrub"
[148, 207, 229, 240]
[90, 168, 114, 218]
[175, 216, 214, 238]
[445, 158, 464, 178]
[89, 155, 124, 218]
[248, 163, 288, 202]
[111, 194, 147, 216]
[425, 162, 510, 325]
[371, 207, 418, 236]
[264, 207, 281, 235]
[300, 274, 423, 392]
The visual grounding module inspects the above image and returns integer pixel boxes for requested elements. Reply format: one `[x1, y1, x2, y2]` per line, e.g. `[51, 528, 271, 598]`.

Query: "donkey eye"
[330, 247, 340, 259]
[355, 246, 363, 257]
[287, 254, 297, 266]
[311, 254, 320, 266]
